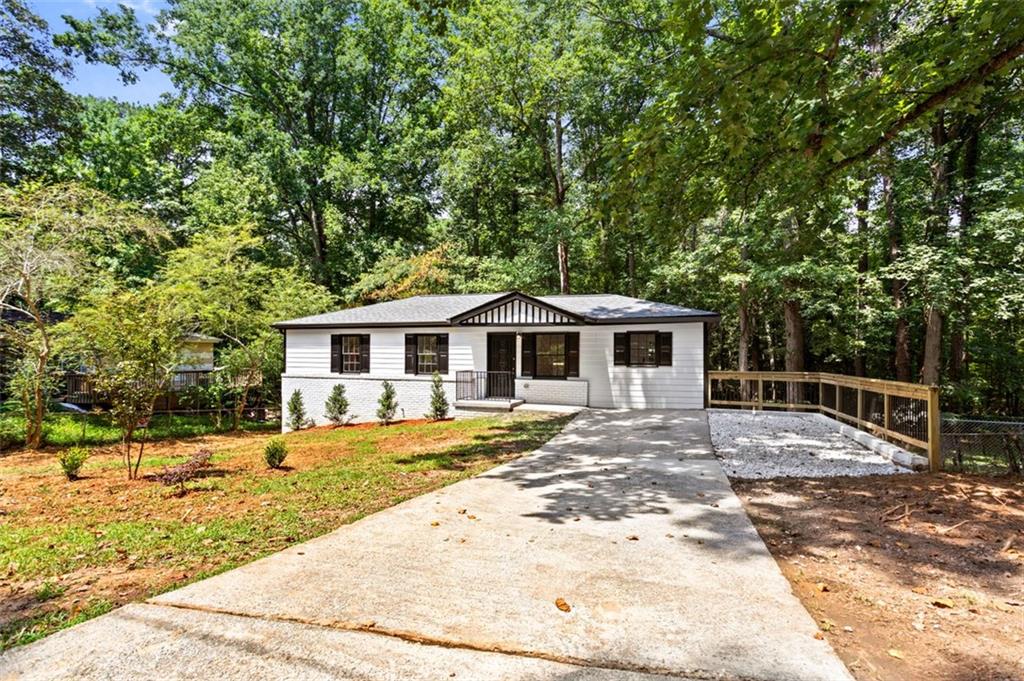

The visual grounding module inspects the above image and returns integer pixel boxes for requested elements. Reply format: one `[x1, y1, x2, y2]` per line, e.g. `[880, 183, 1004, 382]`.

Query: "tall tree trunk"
[626, 240, 637, 298]
[921, 113, 951, 385]
[552, 114, 570, 294]
[882, 158, 911, 381]
[949, 124, 979, 383]
[853, 188, 870, 377]
[784, 294, 805, 404]
[557, 239, 570, 294]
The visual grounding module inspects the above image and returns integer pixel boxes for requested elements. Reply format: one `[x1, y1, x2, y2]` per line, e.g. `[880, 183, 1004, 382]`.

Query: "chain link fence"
[942, 416, 1024, 474]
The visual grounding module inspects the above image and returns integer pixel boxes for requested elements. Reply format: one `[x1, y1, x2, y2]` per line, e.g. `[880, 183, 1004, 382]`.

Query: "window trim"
[534, 333, 568, 379]
[332, 333, 369, 374]
[627, 331, 658, 367]
[614, 331, 672, 368]
[405, 333, 449, 375]
[416, 334, 439, 375]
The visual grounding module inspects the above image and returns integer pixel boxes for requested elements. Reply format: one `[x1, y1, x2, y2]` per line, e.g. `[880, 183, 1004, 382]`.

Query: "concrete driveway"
[2, 410, 852, 681]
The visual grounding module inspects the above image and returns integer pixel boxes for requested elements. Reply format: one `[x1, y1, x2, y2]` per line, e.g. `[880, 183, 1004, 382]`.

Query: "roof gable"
[450, 292, 582, 326]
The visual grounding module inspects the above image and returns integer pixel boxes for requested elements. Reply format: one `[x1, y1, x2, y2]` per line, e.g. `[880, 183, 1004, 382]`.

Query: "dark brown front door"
[487, 334, 516, 398]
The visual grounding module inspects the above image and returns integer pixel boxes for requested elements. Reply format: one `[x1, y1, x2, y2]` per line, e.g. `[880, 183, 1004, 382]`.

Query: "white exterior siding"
[282, 322, 705, 427]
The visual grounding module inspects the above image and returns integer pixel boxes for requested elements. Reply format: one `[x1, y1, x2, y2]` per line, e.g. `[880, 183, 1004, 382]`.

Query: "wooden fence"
[707, 371, 941, 472]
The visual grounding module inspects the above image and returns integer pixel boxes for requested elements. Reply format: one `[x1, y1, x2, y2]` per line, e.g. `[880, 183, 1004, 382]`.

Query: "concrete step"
[454, 399, 524, 412]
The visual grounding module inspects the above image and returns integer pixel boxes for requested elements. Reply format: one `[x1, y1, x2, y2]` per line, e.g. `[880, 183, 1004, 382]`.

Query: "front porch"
[453, 369, 589, 412]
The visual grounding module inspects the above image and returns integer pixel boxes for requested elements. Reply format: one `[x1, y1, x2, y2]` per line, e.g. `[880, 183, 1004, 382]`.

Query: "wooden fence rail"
[707, 371, 941, 472]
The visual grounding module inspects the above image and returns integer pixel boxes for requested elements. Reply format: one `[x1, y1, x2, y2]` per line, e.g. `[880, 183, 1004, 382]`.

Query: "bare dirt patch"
[734, 473, 1024, 681]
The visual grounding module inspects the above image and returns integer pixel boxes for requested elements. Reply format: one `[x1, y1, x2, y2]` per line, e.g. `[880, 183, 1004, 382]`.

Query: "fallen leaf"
[467, 515, 477, 520]
[819, 619, 835, 632]
[458, 509, 466, 514]
[814, 632, 824, 640]
[555, 598, 571, 613]
[626, 535, 639, 541]
[815, 582, 830, 593]
[430, 521, 440, 527]
[931, 598, 955, 609]
[911, 586, 928, 595]
[887, 649, 904, 660]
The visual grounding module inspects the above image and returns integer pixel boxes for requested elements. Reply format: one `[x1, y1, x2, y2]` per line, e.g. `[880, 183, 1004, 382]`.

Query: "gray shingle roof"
[274, 292, 718, 328]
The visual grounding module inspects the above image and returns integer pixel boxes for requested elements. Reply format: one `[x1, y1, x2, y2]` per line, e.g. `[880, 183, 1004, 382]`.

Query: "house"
[274, 292, 719, 428]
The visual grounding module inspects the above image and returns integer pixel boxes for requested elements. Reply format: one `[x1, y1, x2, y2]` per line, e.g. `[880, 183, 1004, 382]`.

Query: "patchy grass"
[0, 411, 277, 452]
[0, 412, 571, 650]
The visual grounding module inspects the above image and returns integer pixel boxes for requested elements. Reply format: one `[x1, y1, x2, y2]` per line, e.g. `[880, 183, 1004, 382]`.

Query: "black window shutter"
[566, 333, 580, 377]
[521, 333, 536, 377]
[405, 334, 417, 374]
[658, 332, 673, 366]
[359, 334, 371, 372]
[330, 334, 341, 373]
[613, 333, 627, 366]
[438, 334, 449, 374]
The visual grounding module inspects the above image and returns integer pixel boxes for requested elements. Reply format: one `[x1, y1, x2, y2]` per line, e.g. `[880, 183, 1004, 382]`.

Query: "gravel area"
[708, 410, 910, 479]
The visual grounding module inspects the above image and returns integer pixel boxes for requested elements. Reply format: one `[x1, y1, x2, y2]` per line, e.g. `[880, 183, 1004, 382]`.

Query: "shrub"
[157, 448, 213, 495]
[427, 372, 449, 420]
[264, 437, 288, 469]
[57, 447, 89, 480]
[324, 384, 350, 425]
[286, 389, 308, 431]
[377, 380, 398, 425]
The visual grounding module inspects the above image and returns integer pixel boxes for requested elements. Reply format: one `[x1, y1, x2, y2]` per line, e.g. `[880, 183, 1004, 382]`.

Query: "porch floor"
[454, 398, 524, 412]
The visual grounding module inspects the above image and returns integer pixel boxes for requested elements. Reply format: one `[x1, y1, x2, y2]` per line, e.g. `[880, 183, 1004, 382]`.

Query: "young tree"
[0, 182, 162, 449]
[160, 226, 334, 430]
[286, 389, 308, 431]
[64, 287, 186, 479]
[376, 380, 398, 425]
[324, 384, 350, 425]
[426, 372, 449, 421]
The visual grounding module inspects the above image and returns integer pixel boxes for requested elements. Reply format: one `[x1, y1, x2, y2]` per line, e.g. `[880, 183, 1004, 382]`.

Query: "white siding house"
[275, 293, 718, 428]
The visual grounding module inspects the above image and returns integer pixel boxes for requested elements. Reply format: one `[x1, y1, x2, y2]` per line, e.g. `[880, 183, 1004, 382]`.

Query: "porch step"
[454, 399, 525, 412]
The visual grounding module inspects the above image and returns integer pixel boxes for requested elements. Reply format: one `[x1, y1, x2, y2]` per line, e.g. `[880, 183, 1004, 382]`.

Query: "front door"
[486, 334, 516, 398]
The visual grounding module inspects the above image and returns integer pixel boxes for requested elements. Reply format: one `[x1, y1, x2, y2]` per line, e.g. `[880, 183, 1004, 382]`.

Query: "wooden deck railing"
[707, 371, 941, 472]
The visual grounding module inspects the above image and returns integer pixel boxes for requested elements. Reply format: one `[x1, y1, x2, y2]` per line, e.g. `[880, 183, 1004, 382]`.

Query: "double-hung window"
[614, 331, 672, 367]
[330, 334, 369, 373]
[417, 335, 439, 374]
[628, 332, 658, 367]
[405, 334, 449, 374]
[535, 334, 567, 378]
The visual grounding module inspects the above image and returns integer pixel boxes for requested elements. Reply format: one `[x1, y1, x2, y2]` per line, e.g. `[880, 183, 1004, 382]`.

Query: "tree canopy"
[0, 0, 1021, 416]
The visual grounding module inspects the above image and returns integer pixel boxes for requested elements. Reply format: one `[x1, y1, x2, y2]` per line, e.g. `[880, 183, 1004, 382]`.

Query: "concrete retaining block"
[811, 412, 928, 471]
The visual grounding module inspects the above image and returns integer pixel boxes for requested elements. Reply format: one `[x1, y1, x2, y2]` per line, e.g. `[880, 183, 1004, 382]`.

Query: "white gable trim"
[458, 298, 578, 325]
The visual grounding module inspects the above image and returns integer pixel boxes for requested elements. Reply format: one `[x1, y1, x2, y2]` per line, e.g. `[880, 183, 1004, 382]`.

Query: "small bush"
[157, 448, 213, 494]
[286, 389, 308, 431]
[324, 384, 350, 425]
[57, 447, 89, 480]
[377, 380, 398, 425]
[35, 581, 66, 601]
[427, 372, 449, 420]
[264, 437, 288, 469]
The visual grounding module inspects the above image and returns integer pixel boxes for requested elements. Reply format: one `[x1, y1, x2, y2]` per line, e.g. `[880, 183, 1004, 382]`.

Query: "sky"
[30, 0, 174, 105]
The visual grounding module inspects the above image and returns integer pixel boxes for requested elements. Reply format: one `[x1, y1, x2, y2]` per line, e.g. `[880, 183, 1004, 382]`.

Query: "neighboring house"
[63, 333, 222, 409]
[274, 292, 719, 428]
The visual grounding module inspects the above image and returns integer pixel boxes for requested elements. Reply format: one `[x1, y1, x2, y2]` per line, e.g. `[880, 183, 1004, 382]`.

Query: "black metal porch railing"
[455, 370, 514, 401]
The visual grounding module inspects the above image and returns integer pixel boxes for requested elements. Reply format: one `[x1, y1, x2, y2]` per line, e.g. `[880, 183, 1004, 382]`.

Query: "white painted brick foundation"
[282, 375, 458, 431]
[515, 378, 588, 406]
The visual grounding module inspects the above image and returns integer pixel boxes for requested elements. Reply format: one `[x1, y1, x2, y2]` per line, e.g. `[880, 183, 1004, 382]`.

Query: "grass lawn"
[0, 411, 572, 650]
[0, 411, 278, 451]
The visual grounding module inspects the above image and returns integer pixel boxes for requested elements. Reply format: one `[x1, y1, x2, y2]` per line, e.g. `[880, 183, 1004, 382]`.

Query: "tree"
[324, 384, 350, 425]
[0, 0, 79, 182]
[64, 287, 186, 479]
[0, 182, 162, 448]
[376, 380, 398, 425]
[286, 389, 308, 431]
[59, 0, 444, 289]
[160, 225, 334, 429]
[426, 371, 449, 421]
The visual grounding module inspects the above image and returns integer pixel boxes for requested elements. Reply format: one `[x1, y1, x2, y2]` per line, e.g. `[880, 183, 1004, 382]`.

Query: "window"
[628, 332, 658, 367]
[417, 335, 438, 374]
[407, 334, 448, 374]
[341, 335, 361, 373]
[536, 334, 566, 378]
[614, 332, 672, 367]
[331, 334, 369, 373]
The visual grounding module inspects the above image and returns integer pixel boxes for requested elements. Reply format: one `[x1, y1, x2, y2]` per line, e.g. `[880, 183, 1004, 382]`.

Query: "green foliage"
[324, 384, 350, 425]
[286, 390, 308, 431]
[61, 286, 188, 478]
[376, 380, 398, 425]
[263, 437, 288, 469]
[0, 0, 80, 181]
[427, 372, 449, 421]
[56, 446, 89, 480]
